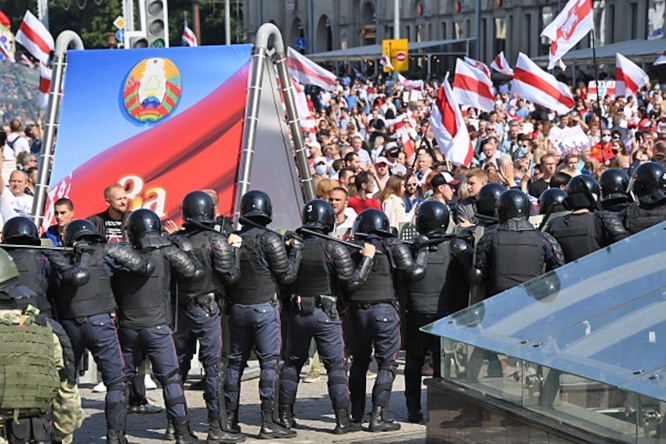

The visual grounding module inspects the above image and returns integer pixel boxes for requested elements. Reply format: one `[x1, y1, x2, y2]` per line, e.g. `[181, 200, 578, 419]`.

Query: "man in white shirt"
[6, 119, 30, 157]
[328, 187, 356, 237]
[0, 170, 34, 225]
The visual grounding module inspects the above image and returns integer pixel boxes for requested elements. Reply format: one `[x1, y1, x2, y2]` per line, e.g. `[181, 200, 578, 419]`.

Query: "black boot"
[107, 430, 128, 444]
[226, 408, 241, 434]
[259, 410, 296, 439]
[207, 414, 246, 444]
[164, 416, 176, 440]
[173, 416, 200, 444]
[276, 404, 296, 429]
[333, 408, 362, 434]
[369, 405, 401, 432]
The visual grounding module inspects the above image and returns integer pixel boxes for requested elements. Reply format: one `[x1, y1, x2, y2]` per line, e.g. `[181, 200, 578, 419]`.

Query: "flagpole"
[591, 27, 604, 163]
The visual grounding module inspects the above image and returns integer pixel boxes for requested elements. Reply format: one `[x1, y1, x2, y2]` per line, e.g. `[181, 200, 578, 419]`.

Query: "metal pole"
[376, 0, 381, 42]
[225, 0, 231, 44]
[32, 31, 84, 230]
[308, 0, 314, 53]
[591, 28, 604, 162]
[394, 0, 399, 39]
[193, 0, 201, 46]
[475, 0, 481, 60]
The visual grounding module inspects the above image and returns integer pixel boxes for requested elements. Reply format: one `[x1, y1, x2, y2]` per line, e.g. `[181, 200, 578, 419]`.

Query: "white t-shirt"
[0, 189, 33, 226]
[6, 134, 29, 156]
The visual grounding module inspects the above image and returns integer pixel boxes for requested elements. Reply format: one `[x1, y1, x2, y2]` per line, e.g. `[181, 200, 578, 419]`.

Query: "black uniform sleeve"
[106, 243, 155, 275]
[451, 237, 475, 273]
[472, 231, 494, 284]
[164, 245, 202, 280]
[325, 241, 372, 292]
[45, 251, 90, 286]
[261, 231, 301, 285]
[46, 318, 77, 384]
[598, 210, 630, 245]
[541, 231, 565, 271]
[210, 233, 240, 284]
[391, 241, 427, 282]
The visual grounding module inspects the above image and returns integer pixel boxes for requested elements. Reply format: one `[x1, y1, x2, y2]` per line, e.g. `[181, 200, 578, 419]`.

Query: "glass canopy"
[423, 221, 666, 402]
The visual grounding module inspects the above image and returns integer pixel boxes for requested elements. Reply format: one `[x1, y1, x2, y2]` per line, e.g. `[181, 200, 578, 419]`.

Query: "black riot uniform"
[473, 183, 504, 229]
[622, 162, 666, 234]
[599, 168, 633, 213]
[277, 199, 373, 435]
[171, 191, 244, 444]
[474, 190, 564, 298]
[547, 175, 628, 263]
[54, 219, 154, 444]
[224, 190, 301, 440]
[403, 201, 472, 423]
[1, 216, 87, 318]
[347, 209, 426, 432]
[112, 209, 204, 444]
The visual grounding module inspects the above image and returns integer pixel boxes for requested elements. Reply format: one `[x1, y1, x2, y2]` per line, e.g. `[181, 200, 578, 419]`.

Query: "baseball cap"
[313, 156, 327, 165]
[431, 172, 461, 188]
[375, 156, 389, 166]
[305, 140, 322, 152]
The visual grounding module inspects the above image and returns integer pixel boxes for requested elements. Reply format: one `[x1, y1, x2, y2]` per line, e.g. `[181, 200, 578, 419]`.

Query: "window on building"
[525, 14, 532, 55]
[442, 22, 448, 39]
[630, 2, 638, 39]
[454, 21, 464, 39]
[648, 0, 665, 39]
[494, 17, 506, 56]
[540, 6, 555, 54]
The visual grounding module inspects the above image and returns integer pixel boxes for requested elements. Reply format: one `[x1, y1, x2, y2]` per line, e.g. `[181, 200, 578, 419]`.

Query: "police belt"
[352, 301, 395, 310]
[291, 294, 337, 316]
[186, 293, 218, 315]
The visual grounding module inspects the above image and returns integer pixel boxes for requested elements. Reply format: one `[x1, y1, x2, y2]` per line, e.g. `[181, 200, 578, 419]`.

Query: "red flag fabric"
[453, 58, 495, 112]
[15, 10, 54, 63]
[615, 53, 649, 98]
[20, 54, 35, 68]
[0, 41, 14, 63]
[38, 63, 51, 109]
[286, 47, 337, 91]
[182, 25, 197, 47]
[429, 74, 474, 167]
[512, 53, 574, 115]
[490, 51, 514, 77]
[541, 0, 593, 70]
[380, 53, 394, 71]
[0, 10, 10, 30]
[463, 56, 492, 81]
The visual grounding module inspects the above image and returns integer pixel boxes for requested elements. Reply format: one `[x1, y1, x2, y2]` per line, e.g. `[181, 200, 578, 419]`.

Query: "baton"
[238, 216, 286, 239]
[1, 243, 74, 252]
[299, 227, 363, 251]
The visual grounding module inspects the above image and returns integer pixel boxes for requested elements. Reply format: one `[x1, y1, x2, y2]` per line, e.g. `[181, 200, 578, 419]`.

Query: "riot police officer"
[404, 201, 471, 423]
[347, 209, 426, 432]
[1, 216, 85, 318]
[474, 190, 564, 298]
[171, 191, 244, 444]
[113, 209, 204, 444]
[53, 219, 154, 444]
[277, 199, 374, 434]
[223, 190, 302, 439]
[473, 183, 505, 229]
[547, 175, 628, 263]
[622, 162, 666, 234]
[599, 168, 632, 213]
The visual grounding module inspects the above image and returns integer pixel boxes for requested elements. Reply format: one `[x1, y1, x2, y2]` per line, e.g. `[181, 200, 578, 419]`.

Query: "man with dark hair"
[550, 172, 572, 190]
[348, 172, 381, 213]
[43, 198, 75, 246]
[344, 152, 362, 173]
[528, 153, 558, 198]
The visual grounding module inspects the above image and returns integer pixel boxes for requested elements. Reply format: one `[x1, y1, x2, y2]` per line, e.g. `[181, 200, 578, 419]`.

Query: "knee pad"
[378, 360, 398, 377]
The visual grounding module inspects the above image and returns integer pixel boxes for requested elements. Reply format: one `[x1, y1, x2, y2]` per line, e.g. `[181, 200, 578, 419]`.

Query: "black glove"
[285, 231, 304, 251]
[73, 242, 96, 255]
[412, 234, 430, 251]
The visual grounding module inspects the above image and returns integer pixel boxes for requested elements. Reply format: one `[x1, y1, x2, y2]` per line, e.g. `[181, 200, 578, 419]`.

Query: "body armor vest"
[114, 248, 171, 329]
[8, 250, 51, 314]
[548, 212, 600, 263]
[175, 230, 220, 305]
[408, 241, 452, 315]
[348, 241, 394, 304]
[57, 246, 115, 320]
[287, 239, 335, 297]
[490, 230, 546, 297]
[0, 310, 59, 419]
[228, 230, 277, 305]
[624, 203, 666, 235]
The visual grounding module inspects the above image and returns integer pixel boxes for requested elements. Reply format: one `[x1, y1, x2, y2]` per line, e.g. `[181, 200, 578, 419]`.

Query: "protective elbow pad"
[211, 233, 236, 276]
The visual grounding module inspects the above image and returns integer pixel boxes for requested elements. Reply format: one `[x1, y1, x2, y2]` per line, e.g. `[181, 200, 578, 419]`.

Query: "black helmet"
[538, 188, 567, 215]
[64, 219, 106, 245]
[563, 175, 601, 210]
[181, 191, 215, 224]
[496, 189, 531, 223]
[599, 168, 630, 202]
[352, 209, 392, 238]
[2, 217, 40, 246]
[415, 200, 450, 235]
[127, 209, 161, 245]
[240, 190, 273, 226]
[301, 199, 335, 234]
[475, 183, 505, 217]
[629, 162, 666, 204]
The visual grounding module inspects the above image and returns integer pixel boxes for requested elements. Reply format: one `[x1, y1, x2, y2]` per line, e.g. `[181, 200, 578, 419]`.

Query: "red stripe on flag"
[514, 67, 574, 109]
[616, 69, 639, 95]
[453, 73, 494, 101]
[18, 21, 52, 55]
[437, 86, 457, 137]
[39, 76, 50, 93]
[286, 57, 335, 88]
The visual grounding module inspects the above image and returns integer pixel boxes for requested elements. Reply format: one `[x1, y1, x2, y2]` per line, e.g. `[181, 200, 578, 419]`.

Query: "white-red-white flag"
[463, 56, 492, 81]
[182, 25, 197, 47]
[15, 10, 54, 64]
[453, 58, 495, 113]
[292, 79, 316, 135]
[429, 73, 474, 167]
[397, 73, 424, 91]
[286, 47, 337, 91]
[490, 51, 514, 77]
[0, 42, 14, 63]
[19, 54, 35, 68]
[541, 0, 593, 70]
[380, 53, 394, 71]
[615, 53, 649, 98]
[511, 52, 574, 115]
[653, 50, 666, 66]
[38, 63, 51, 110]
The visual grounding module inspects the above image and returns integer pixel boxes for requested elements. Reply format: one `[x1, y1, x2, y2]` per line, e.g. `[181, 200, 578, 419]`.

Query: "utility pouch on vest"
[193, 293, 218, 316]
[320, 295, 337, 319]
[8, 416, 29, 443]
[296, 296, 316, 315]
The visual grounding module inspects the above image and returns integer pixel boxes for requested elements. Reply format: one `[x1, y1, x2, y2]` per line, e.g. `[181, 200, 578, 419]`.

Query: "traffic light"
[129, 0, 169, 49]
